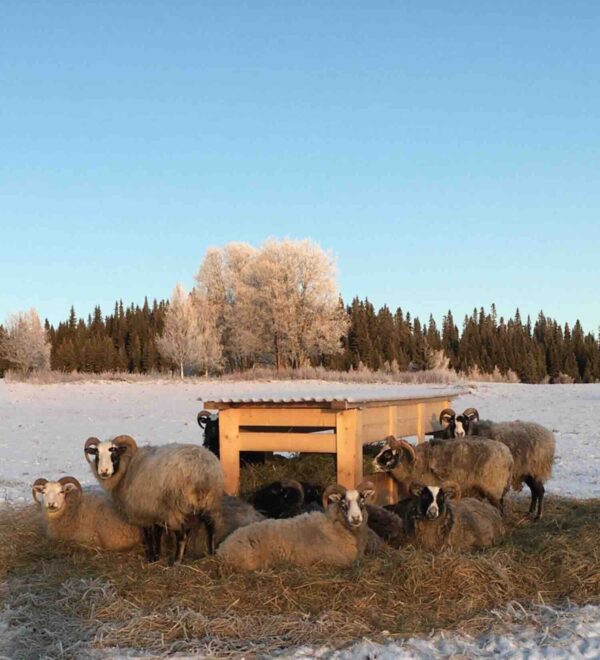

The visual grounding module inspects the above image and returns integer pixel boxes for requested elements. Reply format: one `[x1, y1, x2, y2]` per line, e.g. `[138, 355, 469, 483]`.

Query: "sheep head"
[372, 436, 416, 474]
[324, 481, 375, 529]
[32, 476, 81, 514]
[410, 480, 460, 520]
[84, 435, 137, 481]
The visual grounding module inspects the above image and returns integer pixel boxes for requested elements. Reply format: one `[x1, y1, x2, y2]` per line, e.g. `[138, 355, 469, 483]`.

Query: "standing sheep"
[84, 435, 224, 564]
[372, 436, 513, 512]
[452, 409, 556, 519]
[217, 481, 376, 571]
[408, 481, 505, 552]
[32, 476, 141, 551]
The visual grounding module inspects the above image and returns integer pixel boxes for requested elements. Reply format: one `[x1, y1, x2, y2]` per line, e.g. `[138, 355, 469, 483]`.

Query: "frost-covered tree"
[195, 239, 349, 370]
[0, 308, 51, 373]
[156, 284, 222, 378]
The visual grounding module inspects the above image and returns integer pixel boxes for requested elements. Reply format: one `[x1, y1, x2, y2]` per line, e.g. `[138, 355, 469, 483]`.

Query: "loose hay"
[1, 487, 599, 658]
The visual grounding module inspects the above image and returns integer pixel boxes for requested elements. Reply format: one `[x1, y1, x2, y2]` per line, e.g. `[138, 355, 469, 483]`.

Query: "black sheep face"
[415, 486, 447, 520]
[252, 481, 304, 518]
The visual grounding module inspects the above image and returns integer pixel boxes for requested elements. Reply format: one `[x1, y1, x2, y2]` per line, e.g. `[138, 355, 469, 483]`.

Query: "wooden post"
[219, 408, 240, 495]
[336, 408, 362, 489]
[387, 405, 397, 437]
[416, 402, 424, 444]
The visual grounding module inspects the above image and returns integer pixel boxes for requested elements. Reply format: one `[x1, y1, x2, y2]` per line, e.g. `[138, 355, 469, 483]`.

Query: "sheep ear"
[323, 484, 346, 508]
[63, 482, 78, 493]
[357, 480, 376, 503]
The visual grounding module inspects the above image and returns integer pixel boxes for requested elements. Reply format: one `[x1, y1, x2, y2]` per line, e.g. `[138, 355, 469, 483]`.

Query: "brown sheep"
[410, 481, 505, 552]
[373, 436, 513, 512]
[32, 476, 141, 551]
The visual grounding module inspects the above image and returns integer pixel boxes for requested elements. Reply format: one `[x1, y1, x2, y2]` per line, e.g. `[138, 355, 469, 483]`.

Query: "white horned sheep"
[32, 476, 141, 551]
[372, 435, 513, 512]
[408, 481, 505, 552]
[448, 408, 556, 519]
[216, 481, 376, 571]
[84, 435, 224, 564]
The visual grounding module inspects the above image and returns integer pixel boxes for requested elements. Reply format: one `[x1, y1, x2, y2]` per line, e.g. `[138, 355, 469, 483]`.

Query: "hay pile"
[1, 466, 599, 658]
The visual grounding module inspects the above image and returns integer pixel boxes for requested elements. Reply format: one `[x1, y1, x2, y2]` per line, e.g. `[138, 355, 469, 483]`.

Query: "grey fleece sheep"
[84, 435, 224, 564]
[32, 476, 141, 551]
[457, 409, 556, 518]
[217, 481, 376, 571]
[409, 481, 505, 552]
[373, 435, 513, 512]
[186, 494, 265, 558]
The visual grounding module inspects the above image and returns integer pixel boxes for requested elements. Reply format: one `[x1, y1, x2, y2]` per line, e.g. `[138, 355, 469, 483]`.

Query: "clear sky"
[2, 1, 599, 332]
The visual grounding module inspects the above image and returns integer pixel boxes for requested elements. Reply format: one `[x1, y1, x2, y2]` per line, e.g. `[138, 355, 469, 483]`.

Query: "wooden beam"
[238, 432, 336, 453]
[219, 408, 240, 496]
[235, 407, 337, 427]
[336, 409, 362, 489]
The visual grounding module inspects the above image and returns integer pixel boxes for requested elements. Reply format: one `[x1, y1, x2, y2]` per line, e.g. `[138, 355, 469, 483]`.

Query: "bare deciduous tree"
[0, 308, 51, 373]
[195, 239, 349, 370]
[156, 284, 222, 378]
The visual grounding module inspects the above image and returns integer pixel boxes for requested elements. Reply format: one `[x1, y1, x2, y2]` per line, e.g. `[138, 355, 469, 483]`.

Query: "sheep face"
[32, 480, 78, 514]
[411, 482, 460, 520]
[372, 444, 400, 472]
[85, 439, 126, 479]
[325, 484, 375, 529]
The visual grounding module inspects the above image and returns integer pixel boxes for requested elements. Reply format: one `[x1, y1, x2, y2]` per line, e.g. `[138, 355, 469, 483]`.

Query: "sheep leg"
[169, 528, 190, 566]
[151, 525, 163, 560]
[524, 476, 538, 517]
[533, 480, 545, 520]
[200, 514, 216, 554]
[143, 526, 158, 562]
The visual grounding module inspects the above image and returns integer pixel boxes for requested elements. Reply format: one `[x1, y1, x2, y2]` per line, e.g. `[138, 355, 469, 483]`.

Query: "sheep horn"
[439, 408, 456, 425]
[462, 408, 480, 422]
[441, 480, 462, 502]
[323, 483, 346, 509]
[112, 435, 138, 454]
[84, 437, 101, 464]
[282, 479, 305, 506]
[58, 476, 82, 492]
[388, 437, 416, 463]
[197, 410, 212, 428]
[32, 477, 48, 504]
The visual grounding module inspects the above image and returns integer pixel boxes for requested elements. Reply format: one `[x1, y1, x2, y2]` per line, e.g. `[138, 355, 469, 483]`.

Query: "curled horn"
[439, 408, 456, 426]
[356, 480, 376, 503]
[197, 410, 212, 428]
[58, 476, 82, 493]
[84, 437, 101, 464]
[32, 477, 48, 504]
[462, 408, 479, 422]
[441, 480, 462, 502]
[323, 483, 347, 509]
[388, 437, 416, 463]
[112, 435, 138, 454]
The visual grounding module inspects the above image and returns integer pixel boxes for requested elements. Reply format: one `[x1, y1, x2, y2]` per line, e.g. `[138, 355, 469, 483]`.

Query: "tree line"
[2, 239, 599, 383]
[1, 298, 594, 383]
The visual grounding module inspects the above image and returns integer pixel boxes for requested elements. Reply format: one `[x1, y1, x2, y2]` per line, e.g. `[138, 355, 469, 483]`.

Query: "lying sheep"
[365, 504, 406, 548]
[451, 409, 556, 519]
[186, 494, 265, 557]
[32, 476, 141, 551]
[409, 481, 505, 552]
[250, 479, 324, 518]
[217, 481, 376, 571]
[372, 435, 513, 512]
[84, 435, 224, 564]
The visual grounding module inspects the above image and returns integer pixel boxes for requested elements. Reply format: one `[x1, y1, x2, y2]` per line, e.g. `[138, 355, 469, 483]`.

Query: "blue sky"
[2, 1, 599, 332]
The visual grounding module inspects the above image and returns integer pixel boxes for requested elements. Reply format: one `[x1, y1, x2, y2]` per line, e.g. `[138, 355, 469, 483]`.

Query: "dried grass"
[1, 491, 599, 658]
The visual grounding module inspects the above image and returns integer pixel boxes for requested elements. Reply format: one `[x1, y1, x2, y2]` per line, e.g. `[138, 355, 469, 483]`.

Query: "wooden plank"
[416, 402, 424, 443]
[387, 405, 397, 437]
[219, 408, 240, 496]
[238, 432, 336, 453]
[336, 409, 362, 489]
[360, 422, 390, 444]
[235, 407, 337, 428]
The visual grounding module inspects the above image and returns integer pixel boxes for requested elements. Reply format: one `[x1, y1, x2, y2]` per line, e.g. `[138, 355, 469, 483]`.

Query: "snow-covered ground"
[1, 379, 599, 503]
[1, 378, 599, 658]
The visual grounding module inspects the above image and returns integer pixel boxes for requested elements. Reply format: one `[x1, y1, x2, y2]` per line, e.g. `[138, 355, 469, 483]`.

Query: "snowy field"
[1, 378, 599, 658]
[1, 379, 599, 503]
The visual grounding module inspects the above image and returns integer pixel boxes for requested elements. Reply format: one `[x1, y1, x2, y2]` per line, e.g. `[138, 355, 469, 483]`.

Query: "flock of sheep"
[31, 406, 556, 570]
